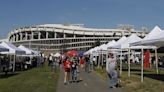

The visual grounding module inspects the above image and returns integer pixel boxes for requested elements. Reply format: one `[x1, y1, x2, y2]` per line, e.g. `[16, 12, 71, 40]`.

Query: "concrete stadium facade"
[8, 24, 146, 53]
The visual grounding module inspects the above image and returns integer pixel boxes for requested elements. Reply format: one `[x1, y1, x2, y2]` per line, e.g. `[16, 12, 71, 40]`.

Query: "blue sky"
[0, 0, 164, 38]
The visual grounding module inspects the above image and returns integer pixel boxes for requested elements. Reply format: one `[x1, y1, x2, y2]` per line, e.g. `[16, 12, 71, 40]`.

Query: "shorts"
[65, 68, 71, 72]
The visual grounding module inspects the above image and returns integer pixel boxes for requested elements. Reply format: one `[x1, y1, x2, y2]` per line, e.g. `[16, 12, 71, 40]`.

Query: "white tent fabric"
[0, 45, 9, 52]
[108, 36, 127, 49]
[131, 26, 163, 46]
[115, 34, 142, 49]
[129, 45, 157, 49]
[137, 30, 164, 46]
[84, 48, 98, 55]
[105, 40, 116, 50]
[143, 26, 162, 40]
[0, 42, 25, 54]
[54, 53, 61, 57]
[18, 45, 36, 55]
[97, 44, 107, 51]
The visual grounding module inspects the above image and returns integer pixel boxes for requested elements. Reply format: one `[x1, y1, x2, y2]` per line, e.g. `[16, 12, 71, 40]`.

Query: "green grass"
[95, 65, 164, 92]
[0, 65, 60, 92]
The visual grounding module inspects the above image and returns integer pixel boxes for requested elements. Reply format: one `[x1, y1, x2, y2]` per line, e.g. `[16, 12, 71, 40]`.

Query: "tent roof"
[131, 26, 163, 46]
[115, 34, 142, 48]
[143, 26, 163, 40]
[107, 40, 116, 47]
[124, 34, 142, 44]
[97, 44, 107, 50]
[108, 36, 127, 48]
[18, 45, 36, 55]
[0, 42, 25, 54]
[0, 45, 9, 52]
[54, 52, 61, 57]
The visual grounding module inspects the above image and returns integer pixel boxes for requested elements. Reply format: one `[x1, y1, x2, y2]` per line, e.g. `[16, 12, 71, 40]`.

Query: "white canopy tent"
[109, 36, 127, 49]
[115, 34, 142, 49]
[54, 52, 61, 57]
[132, 26, 163, 46]
[107, 34, 159, 82]
[0, 45, 9, 52]
[0, 42, 25, 54]
[18, 45, 37, 55]
[0, 42, 26, 72]
[114, 34, 142, 76]
[103, 40, 116, 50]
[107, 35, 135, 75]
[129, 46, 158, 82]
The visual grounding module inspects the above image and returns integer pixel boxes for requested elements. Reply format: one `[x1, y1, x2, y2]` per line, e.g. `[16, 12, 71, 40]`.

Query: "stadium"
[7, 24, 146, 53]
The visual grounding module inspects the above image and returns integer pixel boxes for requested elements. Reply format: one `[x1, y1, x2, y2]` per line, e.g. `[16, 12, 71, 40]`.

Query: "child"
[71, 60, 78, 83]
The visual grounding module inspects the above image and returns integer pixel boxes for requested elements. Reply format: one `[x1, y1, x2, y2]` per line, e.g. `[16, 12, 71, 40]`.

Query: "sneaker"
[64, 82, 67, 85]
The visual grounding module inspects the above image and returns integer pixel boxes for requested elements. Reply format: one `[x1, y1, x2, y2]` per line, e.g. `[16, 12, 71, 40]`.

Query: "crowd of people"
[0, 51, 120, 89]
[46, 52, 120, 88]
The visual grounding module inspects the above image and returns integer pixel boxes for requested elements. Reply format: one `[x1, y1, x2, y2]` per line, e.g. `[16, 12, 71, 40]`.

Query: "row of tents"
[85, 26, 163, 54]
[84, 26, 164, 82]
[0, 42, 40, 72]
[0, 42, 39, 55]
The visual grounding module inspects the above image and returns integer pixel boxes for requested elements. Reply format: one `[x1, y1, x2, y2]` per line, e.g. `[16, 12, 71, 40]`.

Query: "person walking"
[71, 57, 78, 83]
[106, 53, 118, 88]
[84, 55, 90, 73]
[63, 58, 72, 85]
[48, 54, 53, 66]
[92, 56, 96, 70]
[79, 56, 85, 69]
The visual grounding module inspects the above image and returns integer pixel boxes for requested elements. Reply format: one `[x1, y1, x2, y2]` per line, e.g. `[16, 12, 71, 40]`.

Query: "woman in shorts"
[63, 58, 72, 85]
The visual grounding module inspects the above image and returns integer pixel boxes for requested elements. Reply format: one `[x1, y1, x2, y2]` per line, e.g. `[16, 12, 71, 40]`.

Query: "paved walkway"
[57, 68, 123, 92]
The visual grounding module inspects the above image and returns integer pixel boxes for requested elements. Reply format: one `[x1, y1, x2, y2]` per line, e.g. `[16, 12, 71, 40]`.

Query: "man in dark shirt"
[85, 55, 90, 72]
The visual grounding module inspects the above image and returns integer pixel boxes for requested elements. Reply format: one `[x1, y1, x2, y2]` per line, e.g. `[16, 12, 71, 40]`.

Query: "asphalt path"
[57, 68, 123, 92]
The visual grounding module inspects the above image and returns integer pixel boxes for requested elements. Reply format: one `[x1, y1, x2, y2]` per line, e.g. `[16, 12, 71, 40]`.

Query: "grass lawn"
[95, 64, 164, 92]
[0, 65, 59, 92]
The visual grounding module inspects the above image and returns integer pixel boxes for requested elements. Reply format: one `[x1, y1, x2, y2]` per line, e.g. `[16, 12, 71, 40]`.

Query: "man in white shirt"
[106, 53, 118, 88]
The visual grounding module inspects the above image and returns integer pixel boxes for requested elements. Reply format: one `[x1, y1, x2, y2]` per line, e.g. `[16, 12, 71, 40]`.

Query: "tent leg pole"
[101, 51, 103, 66]
[155, 49, 159, 74]
[13, 55, 15, 72]
[141, 48, 144, 82]
[120, 50, 122, 75]
[98, 53, 101, 68]
[128, 49, 130, 77]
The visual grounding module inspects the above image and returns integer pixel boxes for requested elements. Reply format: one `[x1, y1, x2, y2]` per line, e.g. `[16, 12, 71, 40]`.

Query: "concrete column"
[64, 33, 66, 38]
[38, 31, 41, 39]
[122, 31, 125, 36]
[74, 34, 76, 38]
[25, 32, 28, 40]
[13, 35, 16, 42]
[16, 34, 19, 41]
[31, 31, 34, 40]
[54, 32, 57, 38]
[46, 31, 49, 39]
[20, 32, 23, 41]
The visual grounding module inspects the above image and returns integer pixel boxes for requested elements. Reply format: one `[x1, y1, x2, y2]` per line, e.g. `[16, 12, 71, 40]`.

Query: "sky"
[0, 0, 164, 38]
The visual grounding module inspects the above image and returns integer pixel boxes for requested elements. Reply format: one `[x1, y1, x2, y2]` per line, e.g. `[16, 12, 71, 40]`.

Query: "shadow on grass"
[0, 72, 19, 79]
[135, 73, 164, 82]
[122, 69, 150, 72]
